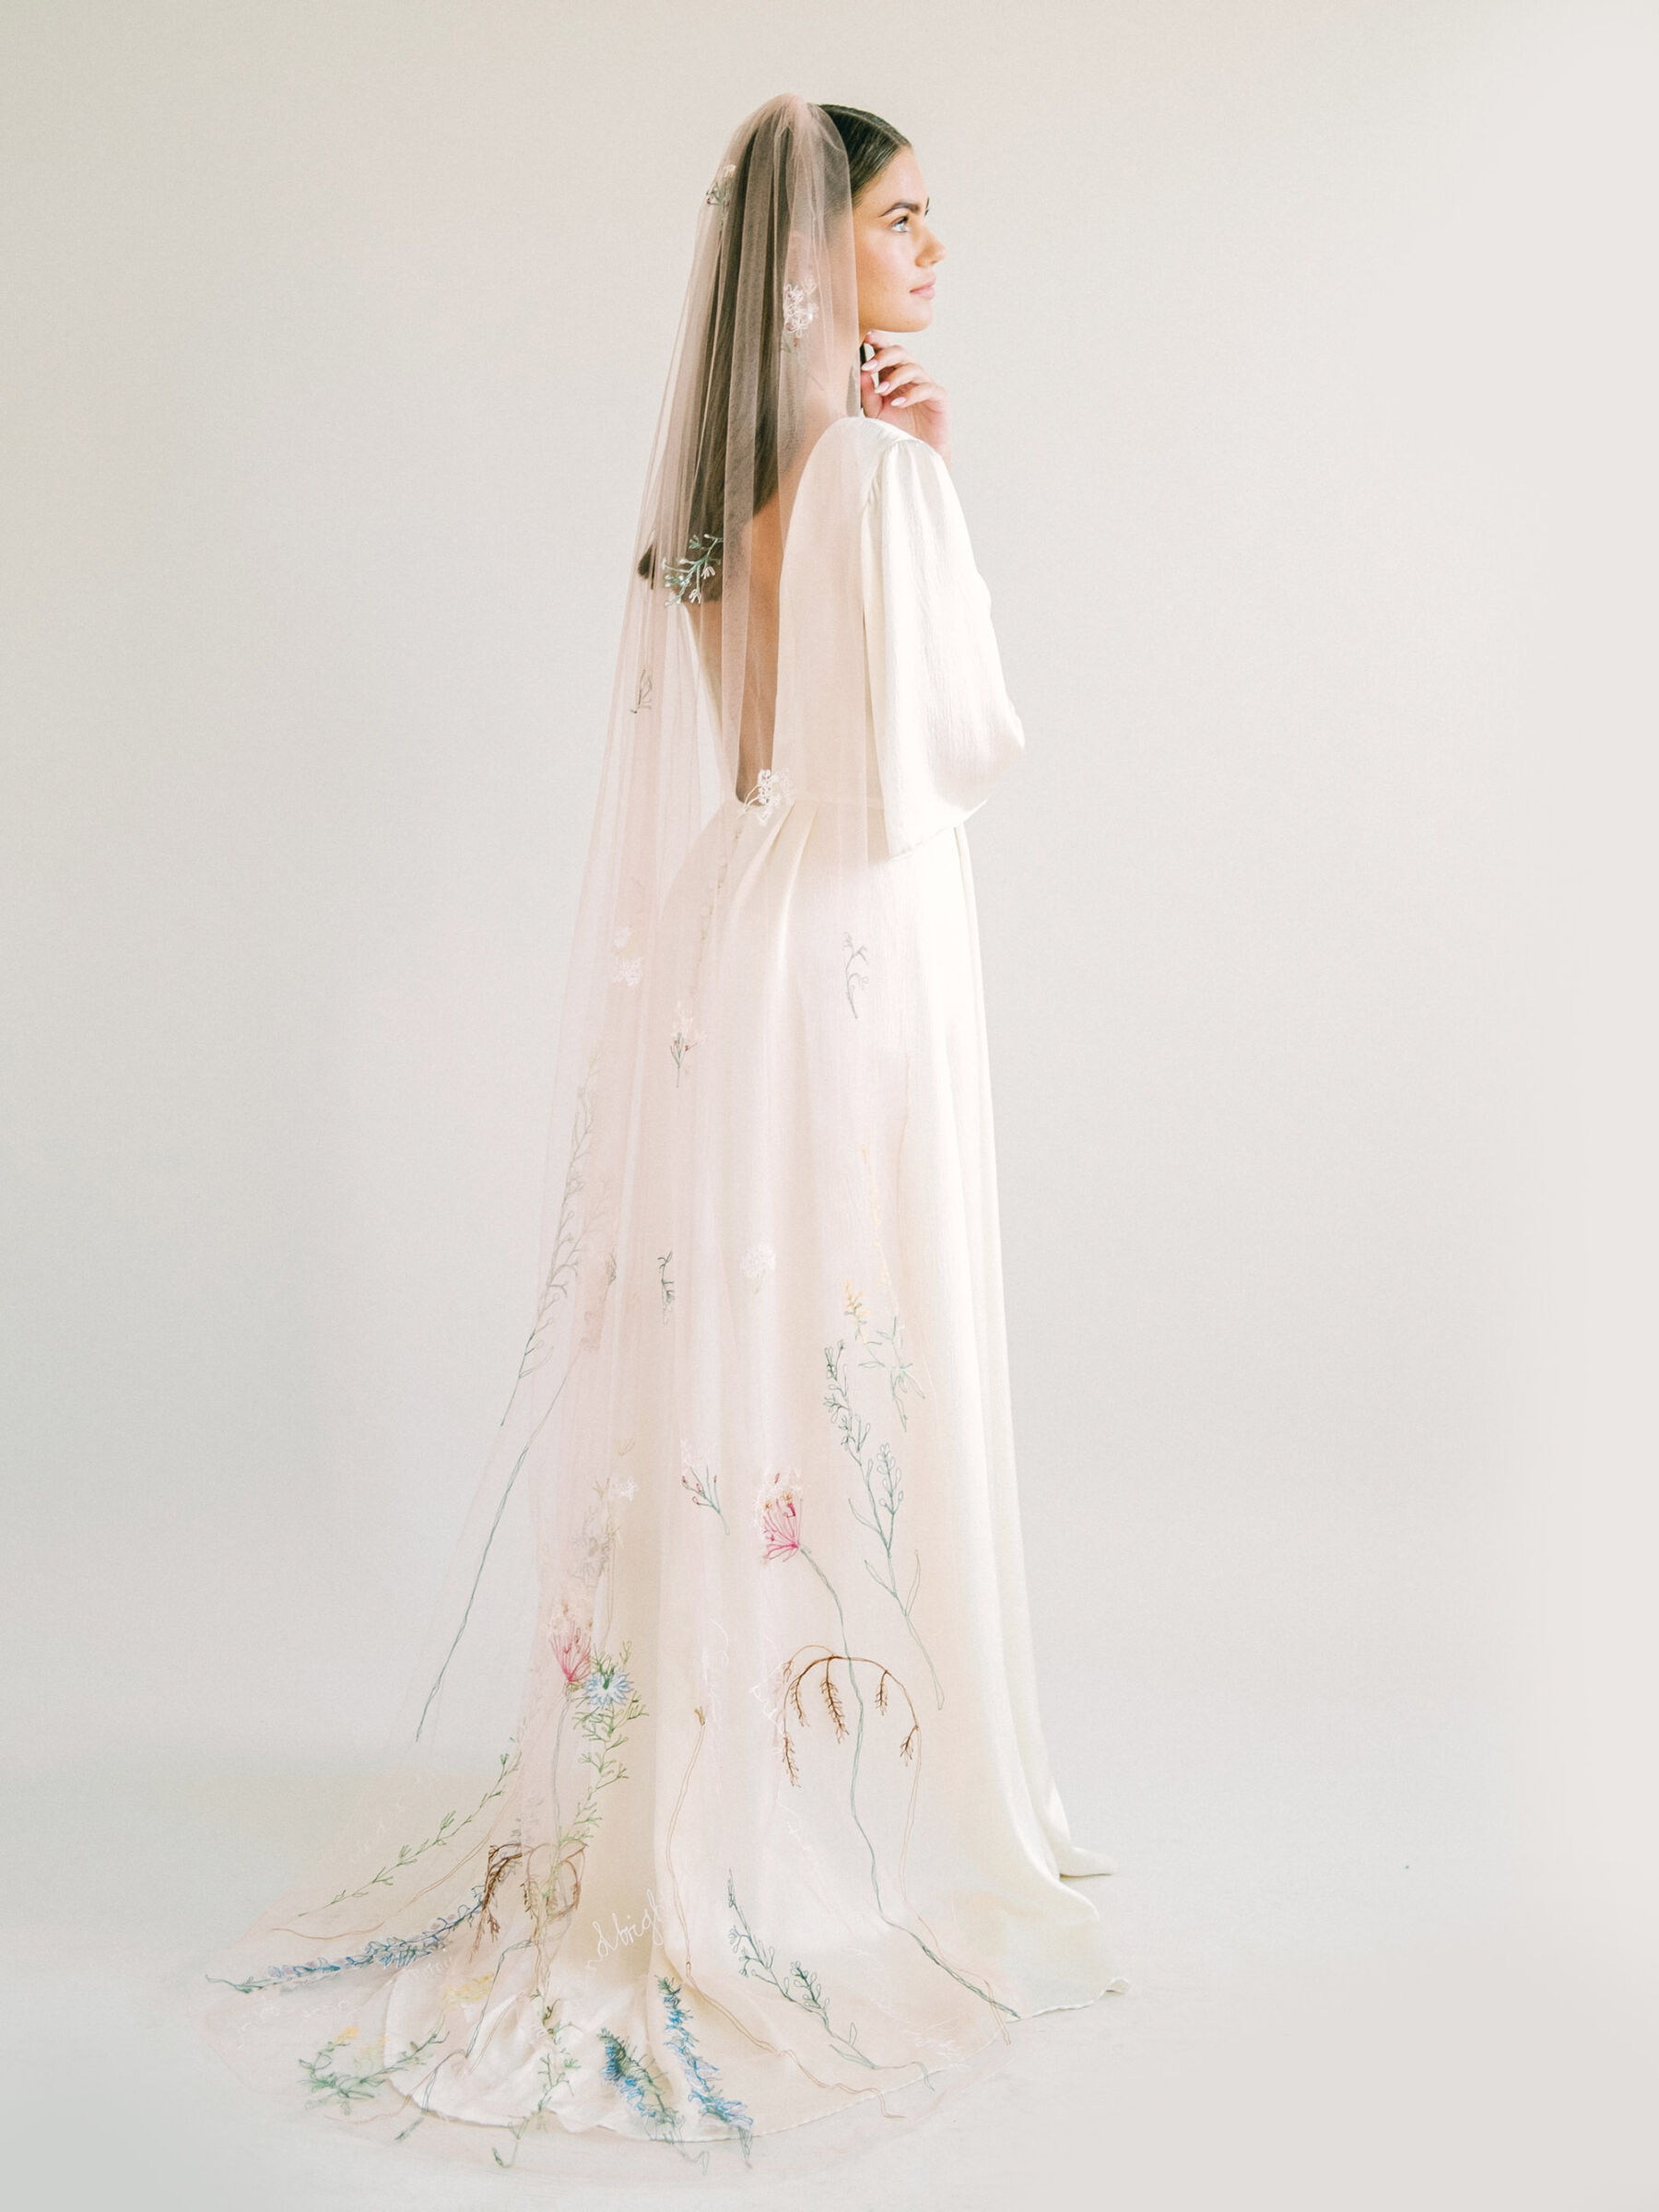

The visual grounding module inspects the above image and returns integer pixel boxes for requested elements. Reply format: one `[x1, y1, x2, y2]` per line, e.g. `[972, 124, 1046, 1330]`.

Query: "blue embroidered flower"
[582, 1663, 635, 1712]
[660, 1975, 753, 2147]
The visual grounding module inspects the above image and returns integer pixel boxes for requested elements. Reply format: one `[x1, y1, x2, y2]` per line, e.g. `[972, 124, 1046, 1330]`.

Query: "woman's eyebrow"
[880, 198, 930, 217]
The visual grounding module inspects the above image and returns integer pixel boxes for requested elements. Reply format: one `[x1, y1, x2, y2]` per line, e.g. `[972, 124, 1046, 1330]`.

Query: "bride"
[204, 93, 1123, 2170]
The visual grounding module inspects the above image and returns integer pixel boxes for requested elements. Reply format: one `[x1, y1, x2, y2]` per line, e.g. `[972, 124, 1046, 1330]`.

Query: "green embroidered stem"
[665, 533, 722, 606]
[310, 1746, 518, 1911]
[725, 1874, 877, 2069]
[822, 1342, 942, 1705]
[536, 1646, 647, 1925]
[300, 2027, 442, 2112]
[520, 1073, 596, 1381]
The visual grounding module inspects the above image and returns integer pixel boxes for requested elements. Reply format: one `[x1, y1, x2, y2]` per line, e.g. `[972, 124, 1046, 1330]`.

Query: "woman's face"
[851, 147, 946, 334]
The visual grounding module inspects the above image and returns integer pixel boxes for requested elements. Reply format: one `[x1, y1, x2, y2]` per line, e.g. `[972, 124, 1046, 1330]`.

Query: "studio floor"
[6, 1692, 1655, 2212]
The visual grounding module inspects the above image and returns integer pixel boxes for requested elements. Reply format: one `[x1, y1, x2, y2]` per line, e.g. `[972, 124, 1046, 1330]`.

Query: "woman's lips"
[911, 281, 935, 296]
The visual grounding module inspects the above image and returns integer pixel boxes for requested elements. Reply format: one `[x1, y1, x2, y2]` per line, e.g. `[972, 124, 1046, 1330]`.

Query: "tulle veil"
[200, 93, 919, 2169]
[389, 89, 868, 1789]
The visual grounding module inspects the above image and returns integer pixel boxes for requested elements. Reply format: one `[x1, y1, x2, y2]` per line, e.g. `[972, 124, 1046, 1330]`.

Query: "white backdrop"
[4, 4, 1656, 2206]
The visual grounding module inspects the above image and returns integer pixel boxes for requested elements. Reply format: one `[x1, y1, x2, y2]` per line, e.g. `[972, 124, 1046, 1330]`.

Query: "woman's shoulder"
[821, 410, 907, 456]
[818, 414, 944, 506]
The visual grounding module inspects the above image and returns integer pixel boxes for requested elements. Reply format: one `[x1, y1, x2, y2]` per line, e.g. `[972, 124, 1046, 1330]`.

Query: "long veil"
[387, 89, 865, 1772]
[203, 92, 885, 2159]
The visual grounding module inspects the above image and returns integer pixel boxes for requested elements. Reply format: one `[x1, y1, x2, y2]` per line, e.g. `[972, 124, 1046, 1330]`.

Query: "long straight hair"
[636, 102, 910, 593]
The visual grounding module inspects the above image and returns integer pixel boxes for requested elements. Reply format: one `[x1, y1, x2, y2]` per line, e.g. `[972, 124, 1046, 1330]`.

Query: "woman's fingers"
[874, 359, 927, 395]
[859, 341, 947, 440]
[874, 363, 941, 410]
[861, 341, 917, 393]
[863, 367, 942, 411]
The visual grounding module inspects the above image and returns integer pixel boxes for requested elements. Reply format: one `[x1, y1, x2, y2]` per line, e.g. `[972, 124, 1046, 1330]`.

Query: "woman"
[204, 95, 1123, 2171]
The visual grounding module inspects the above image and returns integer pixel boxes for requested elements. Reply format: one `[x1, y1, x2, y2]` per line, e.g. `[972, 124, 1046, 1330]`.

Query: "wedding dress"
[203, 94, 1121, 2172]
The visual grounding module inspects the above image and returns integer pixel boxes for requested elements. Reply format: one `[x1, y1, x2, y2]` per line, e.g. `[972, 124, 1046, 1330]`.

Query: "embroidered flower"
[740, 1242, 775, 1289]
[665, 532, 721, 606]
[670, 1002, 699, 1079]
[680, 1441, 723, 1520]
[551, 1605, 593, 1687]
[843, 935, 869, 1017]
[758, 1474, 801, 1563]
[582, 1659, 636, 1712]
[441, 1971, 497, 2007]
[749, 765, 793, 822]
[613, 955, 643, 988]
[705, 162, 735, 211]
[782, 274, 819, 350]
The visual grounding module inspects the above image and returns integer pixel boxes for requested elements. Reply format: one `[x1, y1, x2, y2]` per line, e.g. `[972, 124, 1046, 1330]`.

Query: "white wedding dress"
[205, 412, 1121, 2168]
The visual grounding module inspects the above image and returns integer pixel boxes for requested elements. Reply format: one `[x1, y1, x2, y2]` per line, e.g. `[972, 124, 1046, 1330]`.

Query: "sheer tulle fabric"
[201, 93, 1122, 2173]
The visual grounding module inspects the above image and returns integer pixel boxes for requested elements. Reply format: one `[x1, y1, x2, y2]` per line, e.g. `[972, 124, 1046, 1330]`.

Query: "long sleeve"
[859, 432, 1026, 856]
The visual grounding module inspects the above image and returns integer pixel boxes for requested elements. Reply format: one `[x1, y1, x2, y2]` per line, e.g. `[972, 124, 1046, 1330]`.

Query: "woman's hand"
[860, 335, 952, 469]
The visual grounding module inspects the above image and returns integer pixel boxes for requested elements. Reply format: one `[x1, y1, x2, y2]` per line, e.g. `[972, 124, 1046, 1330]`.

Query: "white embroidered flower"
[665, 532, 721, 606]
[750, 766, 794, 821]
[740, 1243, 776, 1288]
[613, 924, 633, 951]
[705, 162, 735, 211]
[782, 274, 819, 348]
[613, 955, 643, 988]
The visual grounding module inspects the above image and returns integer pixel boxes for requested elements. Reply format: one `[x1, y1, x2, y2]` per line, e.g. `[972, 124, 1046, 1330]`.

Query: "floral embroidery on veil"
[782, 273, 819, 351]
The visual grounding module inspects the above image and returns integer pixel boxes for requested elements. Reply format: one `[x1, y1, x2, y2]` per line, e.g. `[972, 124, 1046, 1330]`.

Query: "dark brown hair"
[819, 104, 911, 203]
[636, 103, 910, 591]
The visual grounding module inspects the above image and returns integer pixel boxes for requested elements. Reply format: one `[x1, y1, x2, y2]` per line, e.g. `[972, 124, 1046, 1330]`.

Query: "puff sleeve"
[859, 431, 1026, 856]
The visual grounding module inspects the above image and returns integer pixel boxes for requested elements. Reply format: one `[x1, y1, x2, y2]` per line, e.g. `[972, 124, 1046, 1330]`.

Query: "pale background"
[3, 2, 1656, 2206]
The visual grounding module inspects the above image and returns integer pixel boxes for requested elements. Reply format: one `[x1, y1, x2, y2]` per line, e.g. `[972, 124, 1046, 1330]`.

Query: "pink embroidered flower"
[679, 1442, 723, 1520]
[670, 1002, 699, 1079]
[551, 1606, 593, 1687]
[759, 1477, 801, 1563]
